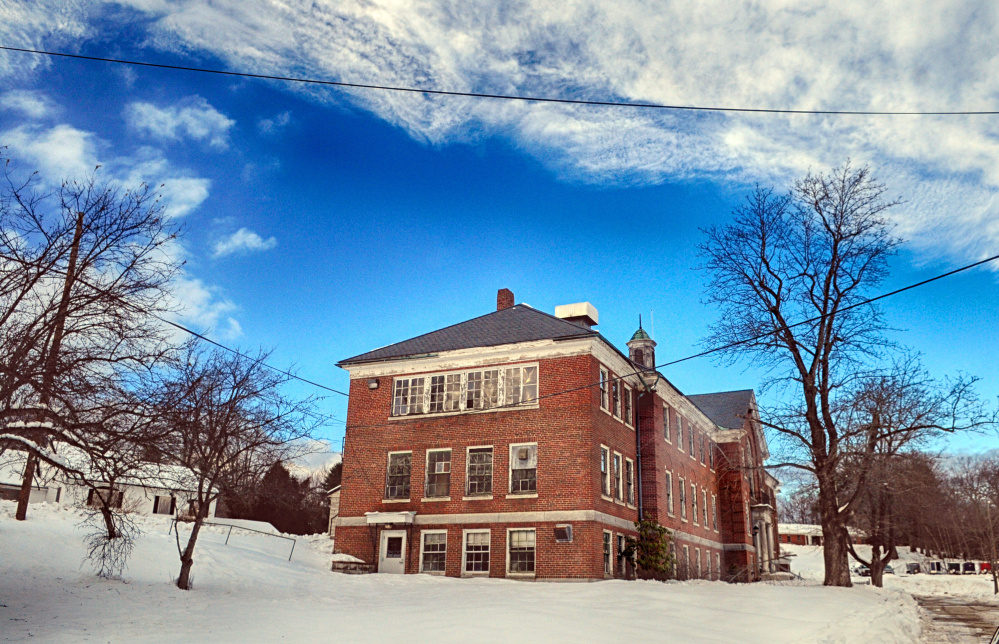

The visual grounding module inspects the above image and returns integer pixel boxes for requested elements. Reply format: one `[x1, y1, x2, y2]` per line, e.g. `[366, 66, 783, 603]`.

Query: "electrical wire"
[4, 45, 999, 116]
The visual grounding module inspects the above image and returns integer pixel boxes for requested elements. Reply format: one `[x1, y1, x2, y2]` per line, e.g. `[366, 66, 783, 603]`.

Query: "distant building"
[778, 523, 866, 546]
[328, 485, 341, 537]
[334, 290, 778, 580]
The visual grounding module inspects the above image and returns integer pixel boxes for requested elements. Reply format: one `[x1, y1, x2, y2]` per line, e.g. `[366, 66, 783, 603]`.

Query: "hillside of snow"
[1, 502, 922, 643]
[784, 543, 999, 600]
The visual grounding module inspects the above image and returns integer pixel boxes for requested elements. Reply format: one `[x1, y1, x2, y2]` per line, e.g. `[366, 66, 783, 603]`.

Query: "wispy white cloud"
[0, 89, 58, 119]
[8, 1, 999, 264]
[1, 123, 98, 180]
[126, 96, 235, 149]
[257, 111, 291, 135]
[213, 227, 278, 258]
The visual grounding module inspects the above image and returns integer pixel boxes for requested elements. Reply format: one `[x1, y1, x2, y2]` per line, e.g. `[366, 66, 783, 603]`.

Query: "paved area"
[916, 595, 999, 643]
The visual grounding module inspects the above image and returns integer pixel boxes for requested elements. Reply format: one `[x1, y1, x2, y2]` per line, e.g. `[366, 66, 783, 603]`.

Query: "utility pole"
[15, 211, 85, 521]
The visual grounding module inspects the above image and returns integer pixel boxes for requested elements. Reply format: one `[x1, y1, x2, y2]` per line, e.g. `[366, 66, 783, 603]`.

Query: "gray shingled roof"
[687, 389, 755, 430]
[338, 304, 597, 365]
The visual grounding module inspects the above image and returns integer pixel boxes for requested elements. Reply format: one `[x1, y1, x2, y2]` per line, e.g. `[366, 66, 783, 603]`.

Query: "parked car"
[855, 565, 870, 577]
[948, 562, 962, 574]
[906, 563, 921, 574]
[964, 562, 978, 574]
[883, 564, 895, 575]
[928, 561, 944, 574]
[981, 562, 992, 575]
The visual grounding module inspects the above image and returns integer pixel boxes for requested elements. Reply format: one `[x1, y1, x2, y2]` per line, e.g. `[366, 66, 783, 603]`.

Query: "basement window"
[420, 531, 447, 573]
[508, 529, 536, 574]
[464, 531, 490, 573]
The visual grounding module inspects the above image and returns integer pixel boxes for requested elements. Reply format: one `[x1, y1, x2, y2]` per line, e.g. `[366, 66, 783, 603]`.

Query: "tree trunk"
[14, 453, 36, 521]
[870, 544, 884, 588]
[177, 516, 203, 590]
[818, 482, 852, 587]
[100, 504, 119, 540]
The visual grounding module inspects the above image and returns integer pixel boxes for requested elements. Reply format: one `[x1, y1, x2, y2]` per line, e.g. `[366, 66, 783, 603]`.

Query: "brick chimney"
[497, 288, 514, 311]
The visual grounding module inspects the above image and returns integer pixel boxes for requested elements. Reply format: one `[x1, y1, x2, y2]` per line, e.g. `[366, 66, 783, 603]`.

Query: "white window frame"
[678, 476, 687, 521]
[712, 494, 719, 532]
[611, 380, 621, 418]
[507, 442, 538, 498]
[695, 548, 701, 578]
[600, 445, 611, 499]
[702, 488, 709, 526]
[677, 416, 685, 452]
[384, 450, 413, 502]
[709, 440, 716, 471]
[599, 367, 610, 412]
[461, 529, 491, 576]
[390, 363, 539, 420]
[464, 445, 494, 500]
[682, 545, 690, 576]
[663, 404, 672, 443]
[602, 529, 613, 576]
[612, 452, 623, 502]
[505, 527, 537, 577]
[424, 448, 452, 501]
[419, 529, 448, 574]
[625, 457, 635, 507]
[700, 435, 706, 466]
[665, 470, 674, 517]
[715, 552, 721, 580]
[623, 385, 633, 428]
[688, 424, 696, 459]
[691, 482, 699, 525]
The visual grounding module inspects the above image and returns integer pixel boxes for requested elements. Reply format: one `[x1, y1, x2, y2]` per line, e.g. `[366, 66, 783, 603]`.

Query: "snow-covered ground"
[2, 502, 922, 643]
[785, 543, 999, 600]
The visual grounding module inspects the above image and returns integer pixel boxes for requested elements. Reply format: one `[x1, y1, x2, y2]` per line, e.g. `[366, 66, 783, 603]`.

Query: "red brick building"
[334, 290, 778, 581]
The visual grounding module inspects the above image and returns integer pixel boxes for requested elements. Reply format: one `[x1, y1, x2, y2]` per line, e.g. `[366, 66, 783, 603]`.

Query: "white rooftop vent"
[554, 302, 598, 329]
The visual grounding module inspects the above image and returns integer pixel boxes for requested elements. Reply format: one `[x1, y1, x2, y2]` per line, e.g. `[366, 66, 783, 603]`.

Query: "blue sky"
[1, 2, 997, 458]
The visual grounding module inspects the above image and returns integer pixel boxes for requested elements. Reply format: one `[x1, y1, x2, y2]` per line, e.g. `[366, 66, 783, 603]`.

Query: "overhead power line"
[4, 45, 999, 116]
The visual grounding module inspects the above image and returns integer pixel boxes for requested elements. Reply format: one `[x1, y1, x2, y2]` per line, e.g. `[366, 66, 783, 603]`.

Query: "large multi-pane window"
[612, 381, 621, 417]
[600, 446, 610, 497]
[691, 483, 699, 524]
[599, 368, 609, 410]
[425, 449, 451, 498]
[679, 476, 687, 520]
[677, 416, 684, 452]
[688, 424, 695, 457]
[625, 459, 635, 505]
[709, 442, 715, 469]
[623, 387, 633, 426]
[700, 435, 706, 465]
[508, 529, 536, 574]
[665, 471, 674, 515]
[392, 378, 425, 416]
[612, 453, 622, 500]
[385, 452, 412, 500]
[464, 531, 490, 574]
[510, 444, 538, 494]
[421, 531, 446, 573]
[603, 531, 613, 575]
[392, 366, 537, 417]
[663, 405, 671, 443]
[702, 489, 709, 525]
[466, 447, 493, 496]
[712, 494, 718, 531]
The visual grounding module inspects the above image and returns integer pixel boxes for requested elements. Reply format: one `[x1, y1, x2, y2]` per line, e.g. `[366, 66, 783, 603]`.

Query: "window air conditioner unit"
[518, 448, 529, 460]
[554, 524, 573, 543]
[435, 462, 449, 474]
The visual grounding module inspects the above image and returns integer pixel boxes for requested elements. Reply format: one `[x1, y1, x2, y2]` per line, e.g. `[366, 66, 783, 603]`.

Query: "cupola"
[627, 316, 656, 370]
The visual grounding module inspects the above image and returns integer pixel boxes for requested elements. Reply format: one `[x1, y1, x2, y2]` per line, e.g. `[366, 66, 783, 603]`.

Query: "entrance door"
[378, 530, 406, 574]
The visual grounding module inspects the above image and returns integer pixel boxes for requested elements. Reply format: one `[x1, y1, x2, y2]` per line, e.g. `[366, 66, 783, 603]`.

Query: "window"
[612, 381, 621, 418]
[616, 534, 627, 572]
[702, 489, 709, 526]
[466, 447, 493, 496]
[677, 416, 684, 451]
[385, 452, 412, 500]
[600, 446, 610, 497]
[712, 495, 718, 531]
[508, 529, 536, 574]
[421, 531, 447, 573]
[623, 387, 633, 426]
[612, 453, 622, 500]
[463, 531, 490, 574]
[709, 442, 715, 469]
[87, 487, 123, 509]
[665, 470, 674, 516]
[663, 405, 671, 443]
[603, 531, 613, 575]
[691, 483, 699, 524]
[700, 435, 706, 465]
[428, 375, 446, 413]
[554, 525, 573, 542]
[695, 548, 701, 578]
[688, 424, 695, 457]
[425, 449, 451, 498]
[682, 545, 690, 577]
[510, 444, 537, 494]
[599, 368, 609, 410]
[466, 369, 499, 410]
[153, 495, 174, 515]
[678, 477, 687, 520]
[392, 377, 425, 416]
[625, 458, 635, 505]
[715, 553, 721, 580]
[504, 365, 538, 405]
[444, 373, 462, 411]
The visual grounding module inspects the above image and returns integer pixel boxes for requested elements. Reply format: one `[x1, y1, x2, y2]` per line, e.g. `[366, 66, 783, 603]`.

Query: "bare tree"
[700, 163, 994, 586]
[155, 346, 317, 590]
[0, 157, 179, 520]
[950, 456, 999, 594]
